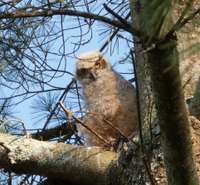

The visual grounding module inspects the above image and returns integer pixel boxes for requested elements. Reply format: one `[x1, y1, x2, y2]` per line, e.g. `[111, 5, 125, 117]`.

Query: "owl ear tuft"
[100, 58, 107, 69]
[95, 57, 108, 69]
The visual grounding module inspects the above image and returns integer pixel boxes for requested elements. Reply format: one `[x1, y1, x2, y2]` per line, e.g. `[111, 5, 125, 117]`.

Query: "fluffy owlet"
[76, 51, 138, 150]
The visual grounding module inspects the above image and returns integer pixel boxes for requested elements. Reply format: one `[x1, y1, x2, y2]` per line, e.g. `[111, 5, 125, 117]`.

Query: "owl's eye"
[80, 68, 87, 73]
[76, 68, 88, 77]
[94, 61, 100, 68]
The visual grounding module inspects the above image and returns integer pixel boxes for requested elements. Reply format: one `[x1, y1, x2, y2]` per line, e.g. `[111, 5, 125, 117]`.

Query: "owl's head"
[76, 51, 111, 84]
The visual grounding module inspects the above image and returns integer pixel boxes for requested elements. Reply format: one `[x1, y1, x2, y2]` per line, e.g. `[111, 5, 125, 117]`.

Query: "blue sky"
[1, 3, 134, 130]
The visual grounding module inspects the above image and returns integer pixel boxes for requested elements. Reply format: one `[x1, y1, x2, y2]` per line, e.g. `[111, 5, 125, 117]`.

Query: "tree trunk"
[175, 2, 200, 119]
[128, 1, 200, 184]
[148, 37, 199, 185]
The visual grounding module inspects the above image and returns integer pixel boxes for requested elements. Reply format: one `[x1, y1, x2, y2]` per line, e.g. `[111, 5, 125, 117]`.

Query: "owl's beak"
[89, 70, 97, 81]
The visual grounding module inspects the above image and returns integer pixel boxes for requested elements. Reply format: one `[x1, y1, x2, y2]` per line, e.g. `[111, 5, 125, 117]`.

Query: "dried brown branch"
[59, 101, 111, 146]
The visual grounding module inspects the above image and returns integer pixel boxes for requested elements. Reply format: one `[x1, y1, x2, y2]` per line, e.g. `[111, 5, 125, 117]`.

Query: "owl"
[76, 51, 138, 150]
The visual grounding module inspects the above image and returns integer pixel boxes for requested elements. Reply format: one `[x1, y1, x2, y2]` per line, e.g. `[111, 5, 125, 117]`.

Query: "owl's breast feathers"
[76, 51, 138, 150]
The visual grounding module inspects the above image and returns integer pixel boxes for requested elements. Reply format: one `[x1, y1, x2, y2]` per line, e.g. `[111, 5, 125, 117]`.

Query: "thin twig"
[167, 5, 200, 36]
[86, 111, 128, 141]
[103, 3, 131, 29]
[131, 50, 144, 151]
[142, 156, 157, 185]
[103, 118, 128, 141]
[100, 12, 131, 52]
[59, 102, 110, 146]
[170, 0, 194, 33]
[42, 78, 76, 130]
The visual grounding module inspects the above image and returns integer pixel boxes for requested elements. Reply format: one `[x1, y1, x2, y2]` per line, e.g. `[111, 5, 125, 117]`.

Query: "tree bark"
[175, 1, 200, 99]
[175, 1, 200, 118]
[147, 37, 199, 185]
[0, 133, 118, 185]
[129, 1, 200, 184]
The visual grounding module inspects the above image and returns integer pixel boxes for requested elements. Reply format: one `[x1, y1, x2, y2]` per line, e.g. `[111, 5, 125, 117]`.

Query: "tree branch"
[42, 78, 76, 130]
[31, 122, 76, 141]
[0, 8, 140, 36]
[59, 102, 111, 146]
[167, 6, 200, 36]
[100, 12, 131, 52]
[103, 4, 132, 30]
[0, 133, 117, 185]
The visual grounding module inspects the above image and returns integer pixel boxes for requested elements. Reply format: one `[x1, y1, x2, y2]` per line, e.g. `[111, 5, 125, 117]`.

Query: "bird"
[76, 50, 138, 150]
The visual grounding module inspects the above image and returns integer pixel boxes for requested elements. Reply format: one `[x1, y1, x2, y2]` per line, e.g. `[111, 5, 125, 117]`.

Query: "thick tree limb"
[0, 133, 118, 185]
